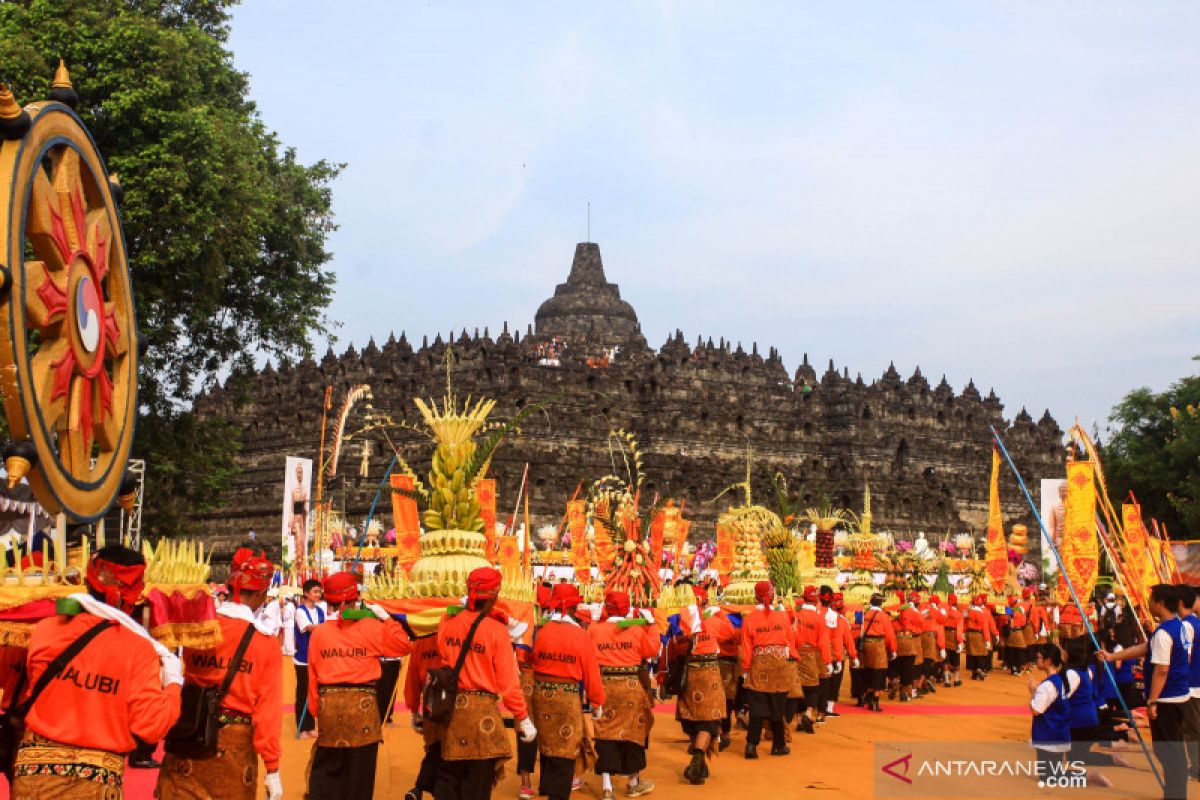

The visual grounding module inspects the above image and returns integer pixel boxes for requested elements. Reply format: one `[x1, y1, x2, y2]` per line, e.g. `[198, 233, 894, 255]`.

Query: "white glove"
[641, 609, 656, 623]
[888, 652, 896, 661]
[958, 645, 964, 654]
[507, 618, 529, 643]
[825, 663, 834, 676]
[985, 642, 993, 651]
[939, 649, 946, 660]
[851, 658, 860, 669]
[591, 705, 605, 721]
[833, 662, 843, 674]
[160, 651, 184, 688]
[518, 716, 538, 743]
[265, 772, 283, 800]
[366, 603, 391, 621]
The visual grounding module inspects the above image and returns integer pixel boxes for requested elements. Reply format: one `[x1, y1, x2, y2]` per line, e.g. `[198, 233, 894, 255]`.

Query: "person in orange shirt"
[792, 586, 832, 731]
[588, 590, 657, 800]
[1006, 594, 1029, 675]
[918, 597, 947, 696]
[158, 548, 284, 800]
[711, 599, 741, 752]
[740, 581, 795, 760]
[437, 567, 535, 800]
[403, 633, 443, 800]
[305, 571, 411, 800]
[678, 584, 737, 784]
[942, 594, 965, 688]
[859, 593, 897, 712]
[531, 583, 604, 800]
[1027, 589, 1050, 650]
[12, 544, 183, 798]
[516, 583, 553, 800]
[890, 590, 925, 702]
[826, 593, 858, 717]
[966, 594, 998, 680]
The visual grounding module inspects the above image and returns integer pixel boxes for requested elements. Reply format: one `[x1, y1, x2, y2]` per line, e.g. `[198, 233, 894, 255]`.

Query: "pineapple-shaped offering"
[722, 507, 774, 605]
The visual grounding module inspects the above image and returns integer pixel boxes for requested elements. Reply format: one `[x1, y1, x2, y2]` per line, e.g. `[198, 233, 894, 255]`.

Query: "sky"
[228, 1, 1200, 435]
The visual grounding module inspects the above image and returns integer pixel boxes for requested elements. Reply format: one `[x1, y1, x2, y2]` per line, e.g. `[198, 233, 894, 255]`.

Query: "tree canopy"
[1105, 360, 1200, 538]
[0, 0, 341, 534]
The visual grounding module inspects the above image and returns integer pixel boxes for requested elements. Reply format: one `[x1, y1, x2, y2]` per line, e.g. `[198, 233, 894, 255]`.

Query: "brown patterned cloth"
[531, 676, 586, 760]
[717, 657, 739, 700]
[943, 626, 960, 649]
[797, 645, 822, 687]
[921, 631, 940, 661]
[1007, 627, 1028, 649]
[595, 670, 653, 744]
[316, 685, 381, 748]
[1059, 623, 1083, 641]
[676, 658, 726, 722]
[896, 633, 918, 658]
[862, 637, 888, 670]
[787, 659, 804, 700]
[966, 631, 988, 657]
[11, 732, 123, 800]
[746, 648, 793, 693]
[157, 721, 256, 800]
[441, 691, 512, 762]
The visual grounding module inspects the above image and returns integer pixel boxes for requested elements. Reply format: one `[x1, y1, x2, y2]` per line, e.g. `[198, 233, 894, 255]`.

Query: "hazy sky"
[229, 1, 1199, 434]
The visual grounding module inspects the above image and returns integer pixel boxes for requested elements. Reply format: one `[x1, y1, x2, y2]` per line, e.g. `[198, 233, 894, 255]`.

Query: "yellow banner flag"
[1058, 460, 1098, 604]
[1121, 503, 1152, 609]
[985, 448, 1008, 594]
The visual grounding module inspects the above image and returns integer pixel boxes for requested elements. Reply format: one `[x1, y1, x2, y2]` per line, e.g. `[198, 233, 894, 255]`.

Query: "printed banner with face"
[282, 457, 314, 570]
[1039, 478, 1066, 575]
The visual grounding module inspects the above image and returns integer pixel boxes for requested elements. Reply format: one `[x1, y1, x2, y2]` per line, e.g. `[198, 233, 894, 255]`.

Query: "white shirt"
[823, 607, 839, 629]
[280, 602, 296, 656]
[1029, 671, 1080, 753]
[254, 598, 282, 637]
[218, 601, 278, 637]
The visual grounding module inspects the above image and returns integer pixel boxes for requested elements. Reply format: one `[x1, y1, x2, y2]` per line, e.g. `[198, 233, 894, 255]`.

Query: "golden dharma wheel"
[0, 77, 137, 521]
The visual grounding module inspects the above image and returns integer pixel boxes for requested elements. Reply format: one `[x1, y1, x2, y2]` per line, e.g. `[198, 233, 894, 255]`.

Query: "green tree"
[0, 0, 341, 534]
[1105, 360, 1200, 538]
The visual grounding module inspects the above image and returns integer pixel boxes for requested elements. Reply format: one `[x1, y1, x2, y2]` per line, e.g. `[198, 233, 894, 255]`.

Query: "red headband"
[86, 557, 145, 613]
[604, 590, 631, 618]
[467, 567, 502, 609]
[693, 585, 709, 607]
[229, 548, 273, 598]
[550, 583, 582, 612]
[802, 586, 818, 604]
[323, 571, 359, 604]
[754, 581, 774, 605]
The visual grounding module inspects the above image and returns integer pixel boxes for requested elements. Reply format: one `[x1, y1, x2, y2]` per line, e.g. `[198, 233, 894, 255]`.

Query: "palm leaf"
[462, 395, 559, 488]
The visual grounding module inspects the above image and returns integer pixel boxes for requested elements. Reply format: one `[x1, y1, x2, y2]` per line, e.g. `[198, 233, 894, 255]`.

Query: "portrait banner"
[282, 457, 313, 571]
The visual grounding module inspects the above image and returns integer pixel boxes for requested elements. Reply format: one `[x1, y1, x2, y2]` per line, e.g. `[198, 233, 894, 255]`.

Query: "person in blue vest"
[1141, 584, 1191, 800]
[293, 578, 327, 737]
[1176, 584, 1200, 781]
[1062, 638, 1130, 786]
[1028, 642, 1075, 783]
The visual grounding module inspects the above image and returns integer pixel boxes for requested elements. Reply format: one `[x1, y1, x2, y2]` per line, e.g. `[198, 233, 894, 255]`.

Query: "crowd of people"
[0, 543, 1196, 800]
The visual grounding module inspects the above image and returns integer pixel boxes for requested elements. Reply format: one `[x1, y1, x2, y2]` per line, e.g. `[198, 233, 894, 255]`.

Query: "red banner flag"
[568, 500, 590, 583]
[390, 474, 421, 575]
[477, 478, 497, 562]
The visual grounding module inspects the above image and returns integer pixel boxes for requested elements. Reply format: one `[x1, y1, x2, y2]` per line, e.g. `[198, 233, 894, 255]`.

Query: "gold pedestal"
[407, 529, 490, 598]
[723, 569, 770, 605]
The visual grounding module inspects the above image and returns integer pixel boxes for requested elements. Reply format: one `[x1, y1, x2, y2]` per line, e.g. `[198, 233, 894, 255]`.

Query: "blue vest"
[1066, 668, 1099, 728]
[1184, 615, 1200, 691]
[1114, 656, 1134, 684]
[294, 604, 325, 664]
[1032, 673, 1072, 746]
[1092, 662, 1118, 705]
[1144, 617, 1193, 701]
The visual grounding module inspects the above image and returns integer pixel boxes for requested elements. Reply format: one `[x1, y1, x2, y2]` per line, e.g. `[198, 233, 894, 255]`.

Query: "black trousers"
[594, 740, 646, 776]
[435, 757, 501, 800]
[295, 662, 315, 732]
[415, 741, 442, 793]
[829, 667, 844, 704]
[850, 667, 864, 698]
[746, 716, 786, 747]
[517, 731, 539, 774]
[818, 676, 834, 709]
[1150, 701, 1189, 800]
[377, 659, 402, 722]
[539, 754, 575, 800]
[307, 743, 378, 800]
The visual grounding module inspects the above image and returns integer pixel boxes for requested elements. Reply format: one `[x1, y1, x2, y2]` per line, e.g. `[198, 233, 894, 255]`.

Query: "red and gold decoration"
[1057, 458, 1098, 605]
[0, 65, 137, 521]
[567, 499, 590, 583]
[389, 474, 421, 575]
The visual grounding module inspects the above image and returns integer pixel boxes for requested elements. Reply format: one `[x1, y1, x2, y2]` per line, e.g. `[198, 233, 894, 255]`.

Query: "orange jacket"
[896, 605, 925, 636]
[966, 606, 998, 638]
[860, 607, 898, 655]
[943, 607, 964, 646]
[831, 615, 858, 661]
[23, 613, 180, 754]
[687, 609, 737, 657]
[308, 615, 410, 720]
[182, 614, 283, 770]
[403, 634, 441, 714]
[1059, 603, 1084, 625]
[1028, 603, 1049, 637]
[532, 620, 605, 706]
[438, 609, 527, 719]
[739, 608, 795, 671]
[793, 606, 832, 664]
[589, 620, 658, 668]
